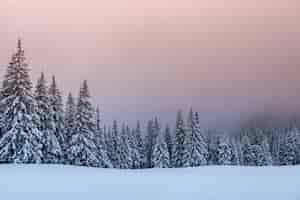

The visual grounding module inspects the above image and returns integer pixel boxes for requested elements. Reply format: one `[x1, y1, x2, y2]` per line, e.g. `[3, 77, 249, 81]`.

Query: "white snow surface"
[0, 164, 299, 200]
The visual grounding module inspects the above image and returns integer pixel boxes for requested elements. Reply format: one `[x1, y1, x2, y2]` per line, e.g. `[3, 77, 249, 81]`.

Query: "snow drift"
[0, 165, 299, 200]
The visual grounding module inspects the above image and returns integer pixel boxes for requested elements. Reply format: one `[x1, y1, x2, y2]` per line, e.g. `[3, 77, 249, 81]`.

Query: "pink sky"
[0, 0, 300, 128]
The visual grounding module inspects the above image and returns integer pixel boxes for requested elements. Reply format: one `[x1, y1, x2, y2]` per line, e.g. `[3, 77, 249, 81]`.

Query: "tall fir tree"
[279, 127, 300, 165]
[120, 124, 132, 169]
[173, 110, 190, 167]
[151, 119, 170, 168]
[105, 126, 115, 166]
[0, 39, 43, 163]
[48, 76, 65, 162]
[188, 110, 208, 167]
[35, 72, 62, 163]
[95, 107, 111, 167]
[134, 121, 145, 168]
[66, 81, 111, 167]
[65, 93, 76, 146]
[128, 128, 140, 169]
[215, 135, 234, 165]
[164, 124, 173, 166]
[110, 120, 120, 168]
[145, 119, 156, 168]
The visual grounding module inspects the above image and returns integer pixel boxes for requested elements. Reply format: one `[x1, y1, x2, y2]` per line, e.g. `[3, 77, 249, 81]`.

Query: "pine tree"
[164, 124, 173, 165]
[134, 121, 145, 168]
[110, 120, 120, 168]
[231, 138, 241, 165]
[279, 127, 300, 165]
[0, 39, 43, 163]
[48, 76, 65, 162]
[145, 119, 156, 168]
[95, 107, 111, 168]
[152, 119, 170, 168]
[120, 124, 132, 169]
[35, 72, 62, 164]
[105, 126, 115, 166]
[188, 110, 208, 167]
[173, 110, 190, 167]
[66, 80, 111, 167]
[269, 128, 281, 165]
[241, 132, 273, 166]
[260, 136, 273, 166]
[165, 124, 174, 167]
[207, 133, 219, 165]
[65, 93, 76, 146]
[241, 134, 253, 166]
[110, 120, 128, 168]
[216, 135, 233, 165]
[129, 128, 140, 169]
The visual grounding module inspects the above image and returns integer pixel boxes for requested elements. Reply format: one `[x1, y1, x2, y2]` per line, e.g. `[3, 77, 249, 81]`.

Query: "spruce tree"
[216, 135, 233, 165]
[94, 107, 111, 167]
[152, 120, 170, 168]
[134, 121, 145, 168]
[188, 110, 208, 167]
[65, 93, 76, 146]
[173, 110, 190, 167]
[207, 133, 219, 165]
[110, 120, 120, 168]
[279, 127, 300, 165]
[66, 80, 111, 167]
[105, 126, 115, 166]
[241, 134, 255, 166]
[145, 119, 156, 168]
[129, 128, 140, 169]
[0, 39, 43, 163]
[164, 124, 173, 164]
[260, 136, 273, 166]
[48, 76, 65, 162]
[120, 124, 132, 169]
[35, 72, 62, 163]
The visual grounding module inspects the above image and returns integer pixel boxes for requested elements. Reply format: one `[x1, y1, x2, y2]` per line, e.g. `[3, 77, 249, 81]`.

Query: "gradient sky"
[0, 0, 300, 129]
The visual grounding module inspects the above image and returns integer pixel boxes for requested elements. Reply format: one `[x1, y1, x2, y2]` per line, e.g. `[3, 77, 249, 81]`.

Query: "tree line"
[0, 40, 299, 168]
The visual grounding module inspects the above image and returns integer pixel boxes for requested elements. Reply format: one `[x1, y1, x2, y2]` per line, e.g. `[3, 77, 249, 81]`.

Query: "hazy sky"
[0, 0, 300, 129]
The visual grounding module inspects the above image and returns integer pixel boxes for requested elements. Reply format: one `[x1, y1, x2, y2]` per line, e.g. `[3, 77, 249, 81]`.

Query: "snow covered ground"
[0, 165, 299, 200]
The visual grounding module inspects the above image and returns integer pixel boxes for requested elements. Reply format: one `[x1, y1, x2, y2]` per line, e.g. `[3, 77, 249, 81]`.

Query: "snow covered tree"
[0, 39, 43, 163]
[109, 120, 128, 168]
[65, 93, 76, 146]
[151, 119, 170, 168]
[95, 107, 111, 168]
[207, 133, 219, 165]
[231, 138, 241, 165]
[164, 124, 173, 165]
[145, 119, 156, 168]
[48, 76, 65, 162]
[110, 120, 120, 168]
[66, 80, 111, 167]
[260, 136, 273, 166]
[35, 72, 62, 164]
[241, 134, 254, 166]
[173, 110, 190, 168]
[241, 132, 273, 166]
[188, 110, 208, 167]
[279, 127, 300, 165]
[105, 126, 115, 166]
[129, 126, 141, 169]
[269, 128, 281, 165]
[215, 135, 234, 165]
[120, 124, 132, 169]
[134, 121, 145, 168]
